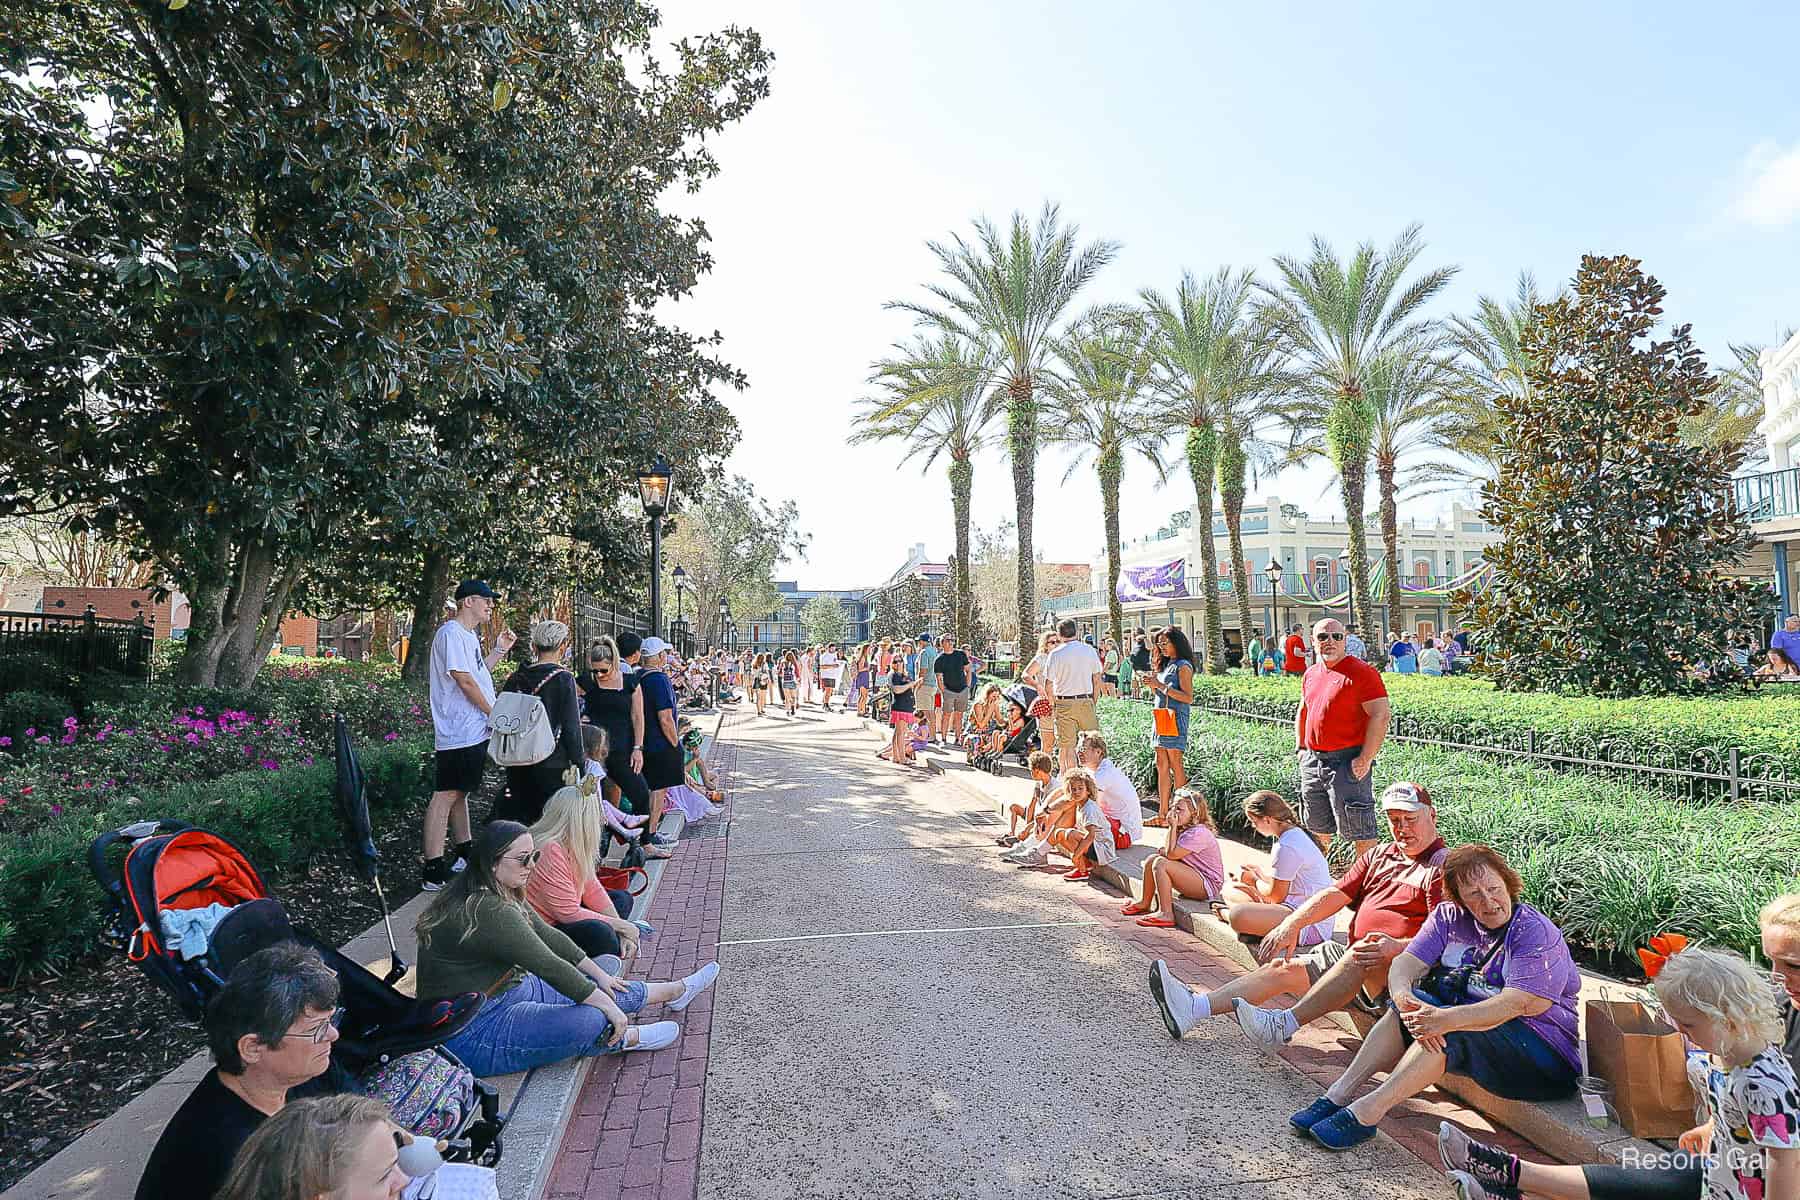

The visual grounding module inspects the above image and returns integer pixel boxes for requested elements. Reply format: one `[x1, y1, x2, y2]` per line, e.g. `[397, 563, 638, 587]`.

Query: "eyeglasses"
[1314, 631, 1345, 641]
[506, 850, 542, 868]
[297, 1007, 346, 1044]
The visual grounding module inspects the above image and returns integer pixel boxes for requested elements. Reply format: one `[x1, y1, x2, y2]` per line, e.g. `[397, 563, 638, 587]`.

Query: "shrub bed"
[1181, 673, 1800, 785]
[1096, 698, 1800, 962]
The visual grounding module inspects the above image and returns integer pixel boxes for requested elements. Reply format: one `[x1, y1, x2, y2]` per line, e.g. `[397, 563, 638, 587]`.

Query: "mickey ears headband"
[1638, 932, 1689, 979]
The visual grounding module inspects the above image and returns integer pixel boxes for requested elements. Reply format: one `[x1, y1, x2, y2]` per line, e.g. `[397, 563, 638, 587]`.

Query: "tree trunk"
[402, 550, 452, 685]
[1185, 425, 1226, 674]
[216, 559, 300, 688]
[175, 538, 279, 688]
[371, 608, 396, 663]
[1098, 445, 1125, 659]
[1218, 432, 1256, 660]
[1342, 455, 1381, 668]
[1378, 458, 1401, 646]
[1008, 383, 1038, 648]
[949, 455, 974, 647]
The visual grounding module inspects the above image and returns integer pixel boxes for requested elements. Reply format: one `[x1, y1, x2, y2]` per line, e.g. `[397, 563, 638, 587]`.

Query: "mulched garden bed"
[0, 795, 431, 1191]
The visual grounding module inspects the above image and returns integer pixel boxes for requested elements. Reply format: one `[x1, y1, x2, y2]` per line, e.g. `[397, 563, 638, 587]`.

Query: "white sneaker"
[1234, 999, 1294, 1055]
[621, 1020, 680, 1053]
[1014, 849, 1050, 868]
[668, 961, 719, 1012]
[1149, 959, 1194, 1039]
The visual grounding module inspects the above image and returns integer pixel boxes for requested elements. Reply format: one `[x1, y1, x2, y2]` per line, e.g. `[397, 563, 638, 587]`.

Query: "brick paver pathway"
[547, 716, 741, 1200]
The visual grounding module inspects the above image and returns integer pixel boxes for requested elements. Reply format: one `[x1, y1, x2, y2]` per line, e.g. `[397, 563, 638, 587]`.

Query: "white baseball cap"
[1379, 781, 1434, 812]
[639, 636, 671, 656]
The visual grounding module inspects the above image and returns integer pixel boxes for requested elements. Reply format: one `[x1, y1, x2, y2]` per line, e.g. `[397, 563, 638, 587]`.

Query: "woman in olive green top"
[416, 821, 719, 1076]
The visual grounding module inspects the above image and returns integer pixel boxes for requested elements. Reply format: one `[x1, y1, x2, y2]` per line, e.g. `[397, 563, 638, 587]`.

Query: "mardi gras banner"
[1117, 557, 1187, 601]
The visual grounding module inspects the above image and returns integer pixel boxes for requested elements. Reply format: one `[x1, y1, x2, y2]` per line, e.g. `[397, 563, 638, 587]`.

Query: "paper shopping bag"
[1152, 707, 1179, 738]
[1584, 997, 1696, 1138]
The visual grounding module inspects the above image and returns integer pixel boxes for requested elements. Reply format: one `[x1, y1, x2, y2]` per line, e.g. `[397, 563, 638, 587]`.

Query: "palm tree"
[1042, 309, 1166, 657]
[1141, 268, 1277, 673]
[1261, 225, 1457, 663]
[894, 203, 1119, 647]
[1432, 273, 1547, 493]
[852, 333, 999, 646]
[1682, 335, 1789, 466]
[1213, 314, 1287, 658]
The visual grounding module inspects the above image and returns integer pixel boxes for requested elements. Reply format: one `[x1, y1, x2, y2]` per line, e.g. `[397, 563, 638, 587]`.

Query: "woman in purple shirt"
[1294, 843, 1580, 1150]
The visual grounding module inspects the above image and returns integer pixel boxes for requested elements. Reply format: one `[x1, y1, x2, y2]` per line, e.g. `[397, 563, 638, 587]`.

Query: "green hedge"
[1096, 699, 1800, 962]
[0, 735, 432, 978]
[1182, 673, 1800, 786]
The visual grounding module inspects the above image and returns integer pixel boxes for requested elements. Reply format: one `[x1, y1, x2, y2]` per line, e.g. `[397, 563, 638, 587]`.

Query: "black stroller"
[971, 686, 1039, 774]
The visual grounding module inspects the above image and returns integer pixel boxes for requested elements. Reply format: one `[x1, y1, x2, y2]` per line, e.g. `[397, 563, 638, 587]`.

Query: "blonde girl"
[526, 784, 641, 964]
[215, 1095, 408, 1200]
[1442, 944, 1800, 1200]
[1217, 791, 1335, 943]
[1122, 788, 1223, 926]
[1044, 766, 1109, 882]
[750, 653, 773, 716]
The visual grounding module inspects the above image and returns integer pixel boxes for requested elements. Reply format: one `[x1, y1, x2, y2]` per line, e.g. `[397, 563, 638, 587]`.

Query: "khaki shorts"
[1052, 698, 1098, 750]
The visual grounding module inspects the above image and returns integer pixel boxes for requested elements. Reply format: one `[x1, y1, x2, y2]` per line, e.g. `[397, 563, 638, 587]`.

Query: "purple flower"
[60, 734, 75, 745]
[96, 731, 108, 742]
[194, 706, 206, 715]
[0, 737, 10, 747]
[383, 732, 398, 742]
[260, 759, 279, 770]
[63, 716, 78, 729]
[50, 804, 63, 815]
[23, 728, 34, 737]
[184, 732, 201, 746]
[34, 736, 49, 745]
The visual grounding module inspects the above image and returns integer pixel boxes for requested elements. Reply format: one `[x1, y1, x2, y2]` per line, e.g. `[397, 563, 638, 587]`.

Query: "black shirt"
[933, 650, 971, 693]
[501, 662, 586, 770]
[889, 671, 915, 713]
[136, 1069, 265, 1200]
[580, 669, 639, 756]
[1130, 642, 1152, 672]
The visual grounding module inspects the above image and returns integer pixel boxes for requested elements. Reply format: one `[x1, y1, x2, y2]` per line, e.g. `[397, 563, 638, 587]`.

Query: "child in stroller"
[971, 693, 1038, 774]
[88, 819, 505, 1166]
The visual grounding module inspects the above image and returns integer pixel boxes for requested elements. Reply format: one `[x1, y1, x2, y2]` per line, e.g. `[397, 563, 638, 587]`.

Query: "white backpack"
[487, 668, 567, 767]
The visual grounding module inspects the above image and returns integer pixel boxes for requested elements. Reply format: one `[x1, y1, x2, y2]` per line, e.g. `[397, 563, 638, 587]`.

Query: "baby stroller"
[87, 818, 505, 1164]
[971, 685, 1039, 774]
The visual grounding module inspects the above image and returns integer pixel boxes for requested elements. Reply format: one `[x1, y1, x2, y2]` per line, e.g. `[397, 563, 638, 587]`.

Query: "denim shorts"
[1298, 748, 1378, 841]
[443, 973, 650, 1077]
[1393, 991, 1577, 1102]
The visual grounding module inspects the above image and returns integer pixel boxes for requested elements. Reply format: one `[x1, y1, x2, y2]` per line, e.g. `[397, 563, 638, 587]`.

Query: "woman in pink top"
[1122, 789, 1224, 927]
[527, 785, 641, 965]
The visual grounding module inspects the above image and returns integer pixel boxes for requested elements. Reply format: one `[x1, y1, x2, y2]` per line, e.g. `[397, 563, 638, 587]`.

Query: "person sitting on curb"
[1001, 772, 1081, 869]
[417, 821, 717, 1075]
[1040, 766, 1112, 882]
[1147, 780, 1447, 1047]
[1438, 893, 1800, 1200]
[1077, 729, 1144, 849]
[136, 943, 344, 1200]
[1294, 843, 1581, 1151]
[214, 1094, 410, 1200]
[1215, 790, 1337, 944]
[525, 784, 643, 966]
[997, 751, 1058, 846]
[964, 683, 1004, 753]
[1122, 788, 1223, 928]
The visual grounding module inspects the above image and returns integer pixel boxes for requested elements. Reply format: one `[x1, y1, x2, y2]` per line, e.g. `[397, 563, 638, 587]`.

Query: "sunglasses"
[1314, 631, 1346, 641]
[505, 850, 542, 868]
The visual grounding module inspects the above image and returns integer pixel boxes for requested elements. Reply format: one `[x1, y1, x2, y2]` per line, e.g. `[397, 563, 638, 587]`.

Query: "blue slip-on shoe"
[1287, 1097, 1343, 1134]
[1309, 1107, 1379, 1150]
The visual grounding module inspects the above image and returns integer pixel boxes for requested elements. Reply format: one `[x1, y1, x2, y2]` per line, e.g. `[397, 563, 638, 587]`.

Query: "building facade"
[1046, 494, 1503, 657]
[1738, 329, 1800, 618]
[740, 582, 868, 654]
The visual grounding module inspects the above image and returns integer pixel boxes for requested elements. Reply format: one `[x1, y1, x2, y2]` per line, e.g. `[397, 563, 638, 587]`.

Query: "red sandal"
[1135, 915, 1176, 928]
[1063, 867, 1091, 881]
[1121, 901, 1152, 916]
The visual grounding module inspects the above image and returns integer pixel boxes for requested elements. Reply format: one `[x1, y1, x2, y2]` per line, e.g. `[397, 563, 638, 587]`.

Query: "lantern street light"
[1263, 559, 1286, 639]
[637, 459, 674, 639]
[671, 565, 688, 635]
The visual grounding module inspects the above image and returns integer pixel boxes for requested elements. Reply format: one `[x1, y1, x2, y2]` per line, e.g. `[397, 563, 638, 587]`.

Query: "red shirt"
[1336, 837, 1448, 942]
[1282, 633, 1306, 673]
[1299, 655, 1387, 751]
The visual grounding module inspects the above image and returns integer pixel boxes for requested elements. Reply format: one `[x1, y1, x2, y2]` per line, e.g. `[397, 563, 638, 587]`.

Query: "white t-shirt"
[818, 651, 841, 682]
[428, 620, 493, 751]
[1044, 640, 1103, 698]
[1078, 798, 1118, 865]
[1418, 646, 1445, 673]
[1091, 757, 1143, 843]
[1270, 827, 1336, 946]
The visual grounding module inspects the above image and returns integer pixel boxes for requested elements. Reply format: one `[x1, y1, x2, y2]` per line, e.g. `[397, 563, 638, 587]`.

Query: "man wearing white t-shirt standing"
[1077, 730, 1144, 845]
[422, 580, 516, 890]
[1043, 619, 1104, 771]
[817, 643, 842, 712]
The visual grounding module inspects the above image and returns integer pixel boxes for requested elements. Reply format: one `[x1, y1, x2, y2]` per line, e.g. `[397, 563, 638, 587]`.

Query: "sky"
[659, 0, 1800, 590]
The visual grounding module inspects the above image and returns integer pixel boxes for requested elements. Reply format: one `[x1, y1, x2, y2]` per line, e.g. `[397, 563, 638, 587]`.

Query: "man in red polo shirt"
[1146, 781, 1449, 1051]
[1281, 624, 1307, 675]
[1296, 616, 1390, 858]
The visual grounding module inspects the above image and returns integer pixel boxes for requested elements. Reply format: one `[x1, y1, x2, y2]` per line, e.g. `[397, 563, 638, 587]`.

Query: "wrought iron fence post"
[1526, 728, 1536, 760]
[1728, 747, 1741, 803]
[81, 604, 99, 672]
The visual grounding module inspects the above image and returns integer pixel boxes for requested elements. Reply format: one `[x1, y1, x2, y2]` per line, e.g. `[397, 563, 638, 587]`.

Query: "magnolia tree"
[1463, 255, 1769, 697]
[799, 595, 850, 647]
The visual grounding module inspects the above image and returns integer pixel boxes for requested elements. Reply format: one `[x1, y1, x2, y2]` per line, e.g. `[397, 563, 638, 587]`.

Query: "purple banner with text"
[1116, 557, 1187, 602]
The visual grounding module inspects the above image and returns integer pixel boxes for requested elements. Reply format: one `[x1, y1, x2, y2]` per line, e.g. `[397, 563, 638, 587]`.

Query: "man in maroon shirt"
[1296, 616, 1391, 858]
[1147, 782, 1448, 1050]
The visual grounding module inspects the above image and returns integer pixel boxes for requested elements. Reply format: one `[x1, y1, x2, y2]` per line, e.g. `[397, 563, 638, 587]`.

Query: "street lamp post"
[671, 565, 688, 650]
[1263, 559, 1285, 643]
[637, 459, 674, 640]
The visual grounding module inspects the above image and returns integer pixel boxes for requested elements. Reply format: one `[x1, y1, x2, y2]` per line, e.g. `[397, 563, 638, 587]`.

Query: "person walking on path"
[932, 634, 972, 746]
[1296, 617, 1390, 859]
[1043, 618, 1103, 772]
[490, 620, 587, 828]
[914, 634, 939, 739]
[881, 654, 920, 766]
[422, 579, 515, 891]
[1282, 623, 1308, 676]
[818, 643, 842, 711]
[778, 650, 800, 716]
[1247, 629, 1266, 677]
[1146, 625, 1196, 828]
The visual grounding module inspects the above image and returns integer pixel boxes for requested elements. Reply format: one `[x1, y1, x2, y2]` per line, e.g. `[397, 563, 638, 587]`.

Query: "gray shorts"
[1297, 939, 1387, 1011]
[1298, 748, 1378, 841]
[940, 687, 971, 714]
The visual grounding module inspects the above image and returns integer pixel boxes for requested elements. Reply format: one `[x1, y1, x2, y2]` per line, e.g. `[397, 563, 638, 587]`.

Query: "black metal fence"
[571, 592, 650, 655]
[0, 606, 157, 682]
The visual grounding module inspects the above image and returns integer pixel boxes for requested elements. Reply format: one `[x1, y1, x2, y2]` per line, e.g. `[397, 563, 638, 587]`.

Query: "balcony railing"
[1735, 466, 1800, 524]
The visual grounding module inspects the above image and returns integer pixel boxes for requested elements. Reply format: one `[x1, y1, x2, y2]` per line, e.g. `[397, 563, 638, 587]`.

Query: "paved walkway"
[543, 703, 1471, 1200]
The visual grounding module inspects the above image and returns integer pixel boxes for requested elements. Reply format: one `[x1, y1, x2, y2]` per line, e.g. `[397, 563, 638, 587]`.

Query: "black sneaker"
[421, 856, 453, 892]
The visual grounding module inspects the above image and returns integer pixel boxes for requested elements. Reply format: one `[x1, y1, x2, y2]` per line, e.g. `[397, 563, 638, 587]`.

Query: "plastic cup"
[1577, 1076, 1616, 1131]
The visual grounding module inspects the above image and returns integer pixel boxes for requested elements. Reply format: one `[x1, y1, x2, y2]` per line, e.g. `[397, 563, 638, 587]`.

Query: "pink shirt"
[524, 841, 617, 927]
[1174, 824, 1225, 900]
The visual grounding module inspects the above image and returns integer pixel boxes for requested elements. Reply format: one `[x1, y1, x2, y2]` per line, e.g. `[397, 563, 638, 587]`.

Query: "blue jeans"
[444, 973, 649, 1076]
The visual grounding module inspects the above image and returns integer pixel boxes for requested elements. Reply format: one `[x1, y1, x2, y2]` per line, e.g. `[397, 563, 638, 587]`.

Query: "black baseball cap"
[453, 579, 498, 601]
